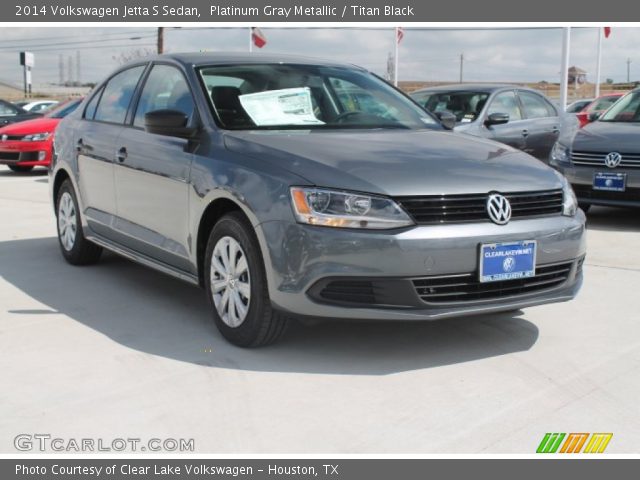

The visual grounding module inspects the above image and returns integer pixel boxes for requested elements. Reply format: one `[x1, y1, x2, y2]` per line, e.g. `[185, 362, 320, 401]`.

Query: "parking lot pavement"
[1, 167, 639, 454]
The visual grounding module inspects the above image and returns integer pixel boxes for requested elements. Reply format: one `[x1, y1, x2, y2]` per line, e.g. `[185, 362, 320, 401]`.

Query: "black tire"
[579, 203, 591, 213]
[56, 179, 103, 265]
[204, 212, 288, 347]
[9, 165, 34, 173]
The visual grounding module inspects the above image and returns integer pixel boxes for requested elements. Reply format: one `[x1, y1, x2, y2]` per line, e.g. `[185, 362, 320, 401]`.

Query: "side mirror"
[485, 112, 510, 126]
[435, 111, 457, 130]
[144, 109, 197, 138]
[588, 111, 601, 122]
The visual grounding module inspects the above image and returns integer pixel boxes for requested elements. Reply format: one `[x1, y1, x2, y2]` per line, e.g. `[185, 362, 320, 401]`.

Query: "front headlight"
[551, 142, 570, 164]
[561, 177, 578, 217]
[23, 132, 51, 142]
[290, 187, 414, 229]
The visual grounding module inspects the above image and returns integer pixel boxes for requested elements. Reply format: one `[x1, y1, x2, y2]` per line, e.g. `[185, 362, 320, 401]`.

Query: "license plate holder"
[479, 241, 537, 283]
[593, 172, 626, 192]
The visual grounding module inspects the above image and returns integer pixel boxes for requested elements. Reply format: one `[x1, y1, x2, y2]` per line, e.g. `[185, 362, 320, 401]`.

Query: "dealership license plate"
[479, 241, 537, 283]
[593, 172, 626, 192]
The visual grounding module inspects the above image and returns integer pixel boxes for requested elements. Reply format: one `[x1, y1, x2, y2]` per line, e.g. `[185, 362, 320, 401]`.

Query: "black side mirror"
[144, 109, 198, 139]
[588, 111, 601, 122]
[485, 112, 510, 126]
[435, 111, 457, 130]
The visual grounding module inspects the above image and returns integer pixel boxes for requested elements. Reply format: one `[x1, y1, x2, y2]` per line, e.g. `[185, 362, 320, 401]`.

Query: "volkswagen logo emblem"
[605, 152, 622, 168]
[503, 256, 516, 272]
[487, 193, 512, 225]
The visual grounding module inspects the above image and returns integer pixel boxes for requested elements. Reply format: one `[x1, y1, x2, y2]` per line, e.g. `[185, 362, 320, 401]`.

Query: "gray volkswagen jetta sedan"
[50, 53, 586, 347]
[551, 88, 640, 211]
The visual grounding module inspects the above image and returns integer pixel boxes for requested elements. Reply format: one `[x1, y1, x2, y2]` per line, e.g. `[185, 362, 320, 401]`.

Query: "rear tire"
[204, 212, 288, 347]
[9, 165, 33, 173]
[56, 179, 103, 265]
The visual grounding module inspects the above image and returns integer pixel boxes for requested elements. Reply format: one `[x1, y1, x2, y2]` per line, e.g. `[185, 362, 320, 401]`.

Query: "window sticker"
[239, 87, 325, 126]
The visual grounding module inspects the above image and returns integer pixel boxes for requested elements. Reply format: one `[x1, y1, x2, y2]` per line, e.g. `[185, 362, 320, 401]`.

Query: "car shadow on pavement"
[0, 169, 48, 178]
[0, 237, 539, 375]
[586, 206, 640, 232]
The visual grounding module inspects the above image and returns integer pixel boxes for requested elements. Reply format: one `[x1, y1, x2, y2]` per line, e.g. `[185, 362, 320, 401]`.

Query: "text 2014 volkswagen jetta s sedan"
[50, 53, 586, 347]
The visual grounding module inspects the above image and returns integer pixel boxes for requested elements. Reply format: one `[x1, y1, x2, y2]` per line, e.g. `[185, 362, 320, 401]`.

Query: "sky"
[0, 26, 638, 87]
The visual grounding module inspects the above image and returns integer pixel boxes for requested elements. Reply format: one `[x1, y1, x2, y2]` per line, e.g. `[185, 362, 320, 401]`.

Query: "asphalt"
[1, 167, 639, 453]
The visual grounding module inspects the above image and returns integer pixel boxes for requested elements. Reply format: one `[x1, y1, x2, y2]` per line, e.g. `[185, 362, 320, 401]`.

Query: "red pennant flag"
[604, 26, 611, 38]
[396, 27, 404, 44]
[252, 27, 267, 48]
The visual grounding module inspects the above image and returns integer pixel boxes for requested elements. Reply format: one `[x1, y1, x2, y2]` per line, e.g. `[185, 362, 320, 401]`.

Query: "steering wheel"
[335, 111, 364, 122]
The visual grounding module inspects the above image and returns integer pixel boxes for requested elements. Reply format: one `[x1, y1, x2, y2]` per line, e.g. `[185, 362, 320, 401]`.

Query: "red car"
[0, 98, 82, 172]
[576, 93, 624, 128]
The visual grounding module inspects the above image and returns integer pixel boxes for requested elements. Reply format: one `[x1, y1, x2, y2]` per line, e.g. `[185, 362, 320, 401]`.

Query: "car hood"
[0, 117, 59, 135]
[572, 121, 640, 152]
[223, 129, 562, 196]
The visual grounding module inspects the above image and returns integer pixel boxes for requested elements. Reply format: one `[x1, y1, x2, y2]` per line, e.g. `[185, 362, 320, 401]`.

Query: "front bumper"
[553, 161, 640, 207]
[0, 140, 52, 167]
[256, 212, 586, 320]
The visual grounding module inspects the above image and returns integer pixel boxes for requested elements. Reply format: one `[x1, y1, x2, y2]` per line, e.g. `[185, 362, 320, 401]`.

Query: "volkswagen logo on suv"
[487, 193, 512, 225]
[605, 152, 622, 168]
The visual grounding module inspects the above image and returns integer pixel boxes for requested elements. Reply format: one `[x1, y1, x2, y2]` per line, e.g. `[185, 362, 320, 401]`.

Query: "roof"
[147, 52, 363, 70]
[411, 83, 523, 94]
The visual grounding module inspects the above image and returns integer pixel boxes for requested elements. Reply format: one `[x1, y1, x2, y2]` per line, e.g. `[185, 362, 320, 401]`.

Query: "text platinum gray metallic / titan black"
[50, 53, 586, 347]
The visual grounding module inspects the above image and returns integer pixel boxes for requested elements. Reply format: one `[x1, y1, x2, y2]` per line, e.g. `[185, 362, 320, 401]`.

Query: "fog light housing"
[38, 151, 46, 161]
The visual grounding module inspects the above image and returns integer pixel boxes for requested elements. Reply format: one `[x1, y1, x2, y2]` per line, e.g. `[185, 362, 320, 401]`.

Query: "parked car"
[551, 88, 640, 211]
[14, 100, 59, 113]
[575, 93, 624, 127]
[0, 99, 42, 126]
[410, 84, 576, 163]
[566, 98, 593, 113]
[0, 99, 82, 172]
[50, 53, 585, 347]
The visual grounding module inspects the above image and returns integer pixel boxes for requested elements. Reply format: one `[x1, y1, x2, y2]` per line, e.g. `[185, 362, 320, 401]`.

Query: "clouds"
[1, 26, 638, 87]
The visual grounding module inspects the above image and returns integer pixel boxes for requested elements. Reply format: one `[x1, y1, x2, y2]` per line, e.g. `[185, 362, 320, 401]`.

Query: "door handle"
[116, 147, 127, 163]
[521, 129, 529, 138]
[552, 126, 560, 135]
[76, 139, 83, 153]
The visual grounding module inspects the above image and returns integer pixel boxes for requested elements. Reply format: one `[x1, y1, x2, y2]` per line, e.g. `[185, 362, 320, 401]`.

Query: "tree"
[112, 48, 155, 66]
[606, 78, 614, 84]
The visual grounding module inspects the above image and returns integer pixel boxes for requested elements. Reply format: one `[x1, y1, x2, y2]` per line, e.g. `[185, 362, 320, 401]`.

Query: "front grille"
[318, 280, 376, 304]
[0, 151, 20, 161]
[572, 151, 640, 169]
[395, 190, 563, 224]
[412, 261, 573, 304]
[573, 184, 640, 202]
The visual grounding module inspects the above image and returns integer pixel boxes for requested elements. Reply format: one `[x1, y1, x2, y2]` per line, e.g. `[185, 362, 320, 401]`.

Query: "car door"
[76, 65, 146, 240]
[113, 63, 197, 272]
[516, 90, 560, 161]
[482, 90, 527, 151]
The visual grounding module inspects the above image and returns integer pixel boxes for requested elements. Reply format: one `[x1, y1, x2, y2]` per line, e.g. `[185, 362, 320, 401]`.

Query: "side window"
[487, 91, 523, 121]
[84, 87, 104, 120]
[133, 65, 195, 128]
[519, 91, 556, 119]
[94, 65, 145, 124]
[0, 102, 18, 116]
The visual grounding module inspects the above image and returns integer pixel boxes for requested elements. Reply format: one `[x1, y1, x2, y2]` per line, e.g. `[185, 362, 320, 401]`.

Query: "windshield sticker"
[239, 88, 325, 126]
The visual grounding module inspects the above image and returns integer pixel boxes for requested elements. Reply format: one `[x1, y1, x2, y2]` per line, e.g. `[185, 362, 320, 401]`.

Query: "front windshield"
[411, 91, 490, 123]
[46, 99, 81, 119]
[599, 91, 640, 122]
[198, 64, 439, 130]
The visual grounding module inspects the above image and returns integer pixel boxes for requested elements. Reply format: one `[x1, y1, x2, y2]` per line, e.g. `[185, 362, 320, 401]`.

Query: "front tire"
[9, 165, 34, 173]
[204, 212, 288, 347]
[56, 179, 102, 265]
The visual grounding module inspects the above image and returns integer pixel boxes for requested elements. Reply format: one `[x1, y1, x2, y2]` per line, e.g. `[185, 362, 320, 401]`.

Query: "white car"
[14, 100, 59, 113]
